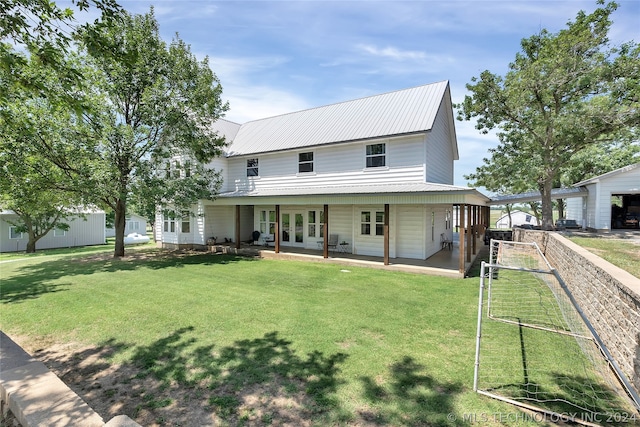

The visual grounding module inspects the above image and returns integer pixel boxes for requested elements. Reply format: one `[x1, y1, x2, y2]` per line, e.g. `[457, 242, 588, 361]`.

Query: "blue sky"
[113, 1, 639, 186]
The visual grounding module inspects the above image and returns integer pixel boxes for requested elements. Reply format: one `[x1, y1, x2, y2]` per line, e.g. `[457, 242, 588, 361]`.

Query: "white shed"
[0, 209, 106, 253]
[495, 210, 539, 229]
[105, 213, 148, 238]
[565, 163, 640, 231]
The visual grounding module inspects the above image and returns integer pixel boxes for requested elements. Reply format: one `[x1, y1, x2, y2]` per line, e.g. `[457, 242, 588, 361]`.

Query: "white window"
[366, 143, 386, 168]
[259, 210, 275, 235]
[54, 228, 66, 237]
[181, 211, 190, 233]
[126, 221, 140, 231]
[298, 152, 314, 173]
[185, 161, 191, 178]
[163, 215, 175, 233]
[361, 211, 385, 236]
[247, 158, 259, 177]
[9, 227, 23, 239]
[308, 211, 316, 237]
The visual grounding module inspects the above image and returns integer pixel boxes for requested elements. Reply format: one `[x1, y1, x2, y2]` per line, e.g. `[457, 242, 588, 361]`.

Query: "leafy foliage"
[458, 1, 640, 229]
[75, 8, 229, 257]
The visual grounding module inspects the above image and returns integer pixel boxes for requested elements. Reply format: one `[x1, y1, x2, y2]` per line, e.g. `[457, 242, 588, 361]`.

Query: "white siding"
[204, 157, 229, 192]
[565, 198, 584, 227]
[353, 205, 395, 257]
[0, 213, 105, 253]
[204, 206, 235, 242]
[425, 100, 454, 184]
[229, 135, 427, 192]
[396, 205, 424, 258]
[588, 166, 640, 230]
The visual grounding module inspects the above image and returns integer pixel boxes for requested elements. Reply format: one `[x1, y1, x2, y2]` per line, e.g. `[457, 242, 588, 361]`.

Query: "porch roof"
[487, 187, 588, 206]
[214, 182, 489, 206]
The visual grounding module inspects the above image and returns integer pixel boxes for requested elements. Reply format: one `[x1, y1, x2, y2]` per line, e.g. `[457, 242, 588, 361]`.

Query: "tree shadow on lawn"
[0, 251, 253, 304]
[359, 356, 468, 426]
[37, 327, 349, 426]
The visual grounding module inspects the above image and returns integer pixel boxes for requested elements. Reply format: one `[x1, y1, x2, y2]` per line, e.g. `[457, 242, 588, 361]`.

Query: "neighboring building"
[156, 81, 489, 269]
[566, 163, 640, 231]
[0, 209, 106, 253]
[105, 213, 148, 238]
[495, 210, 539, 229]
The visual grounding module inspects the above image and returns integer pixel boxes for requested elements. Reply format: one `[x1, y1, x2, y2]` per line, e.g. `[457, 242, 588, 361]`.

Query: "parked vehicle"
[555, 219, 580, 230]
[123, 233, 150, 245]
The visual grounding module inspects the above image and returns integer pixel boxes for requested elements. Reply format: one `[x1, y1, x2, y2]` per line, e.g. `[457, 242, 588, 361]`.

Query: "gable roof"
[573, 162, 640, 186]
[225, 80, 455, 157]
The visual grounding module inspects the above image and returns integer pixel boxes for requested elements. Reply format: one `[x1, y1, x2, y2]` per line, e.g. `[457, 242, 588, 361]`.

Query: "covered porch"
[211, 183, 490, 276]
[210, 230, 484, 278]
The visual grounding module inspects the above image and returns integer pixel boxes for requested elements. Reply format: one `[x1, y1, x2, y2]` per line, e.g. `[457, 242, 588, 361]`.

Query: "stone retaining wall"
[513, 229, 640, 395]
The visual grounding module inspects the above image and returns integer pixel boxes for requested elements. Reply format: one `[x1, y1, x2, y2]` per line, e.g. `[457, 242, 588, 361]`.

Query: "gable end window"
[247, 158, 259, 177]
[366, 143, 386, 168]
[298, 152, 314, 173]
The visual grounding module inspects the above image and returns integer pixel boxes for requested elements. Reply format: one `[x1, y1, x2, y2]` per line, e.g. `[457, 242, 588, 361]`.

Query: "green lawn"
[0, 249, 634, 426]
[568, 236, 640, 279]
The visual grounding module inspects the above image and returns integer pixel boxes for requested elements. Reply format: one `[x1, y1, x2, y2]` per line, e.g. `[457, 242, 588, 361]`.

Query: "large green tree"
[1, 0, 122, 106]
[0, 56, 90, 252]
[76, 9, 228, 257]
[458, 1, 640, 229]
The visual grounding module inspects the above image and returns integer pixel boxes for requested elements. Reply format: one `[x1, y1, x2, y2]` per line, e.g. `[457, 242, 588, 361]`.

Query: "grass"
[0, 248, 633, 426]
[567, 236, 640, 279]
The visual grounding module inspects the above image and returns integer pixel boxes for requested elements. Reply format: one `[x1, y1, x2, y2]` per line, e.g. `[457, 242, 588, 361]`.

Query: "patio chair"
[440, 233, 453, 250]
[328, 234, 339, 252]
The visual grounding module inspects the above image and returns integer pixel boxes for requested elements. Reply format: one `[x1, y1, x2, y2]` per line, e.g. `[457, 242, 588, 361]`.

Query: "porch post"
[458, 204, 466, 274]
[472, 205, 477, 255]
[384, 203, 389, 266]
[466, 204, 472, 262]
[235, 205, 241, 249]
[275, 205, 280, 253]
[323, 204, 329, 259]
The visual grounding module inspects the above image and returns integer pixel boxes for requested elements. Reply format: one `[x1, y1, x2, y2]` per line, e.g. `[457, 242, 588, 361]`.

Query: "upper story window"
[247, 158, 259, 177]
[366, 143, 386, 168]
[298, 152, 314, 173]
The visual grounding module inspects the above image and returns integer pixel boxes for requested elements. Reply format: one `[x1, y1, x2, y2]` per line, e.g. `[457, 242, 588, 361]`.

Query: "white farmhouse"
[156, 81, 489, 273]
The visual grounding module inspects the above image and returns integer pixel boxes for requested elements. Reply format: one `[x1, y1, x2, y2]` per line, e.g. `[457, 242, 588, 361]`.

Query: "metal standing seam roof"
[225, 80, 451, 157]
[211, 118, 242, 146]
[573, 162, 640, 186]
[488, 187, 588, 205]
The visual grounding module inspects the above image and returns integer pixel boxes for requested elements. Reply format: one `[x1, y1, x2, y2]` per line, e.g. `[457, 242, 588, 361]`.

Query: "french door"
[281, 212, 304, 246]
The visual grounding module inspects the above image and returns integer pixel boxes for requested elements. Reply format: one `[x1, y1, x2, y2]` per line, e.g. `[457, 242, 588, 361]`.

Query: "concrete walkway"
[0, 331, 139, 427]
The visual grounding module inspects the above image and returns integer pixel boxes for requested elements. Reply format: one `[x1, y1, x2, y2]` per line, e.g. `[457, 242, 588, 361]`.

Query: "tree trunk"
[557, 199, 565, 220]
[26, 238, 36, 253]
[114, 198, 127, 258]
[540, 177, 555, 230]
[506, 205, 513, 228]
[25, 218, 37, 253]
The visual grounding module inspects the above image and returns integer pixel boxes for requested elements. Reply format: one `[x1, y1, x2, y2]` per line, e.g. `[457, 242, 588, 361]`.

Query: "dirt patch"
[31, 341, 333, 426]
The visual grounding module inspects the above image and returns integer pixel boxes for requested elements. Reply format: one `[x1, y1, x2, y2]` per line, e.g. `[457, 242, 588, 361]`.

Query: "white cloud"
[206, 55, 310, 123]
[357, 44, 427, 61]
